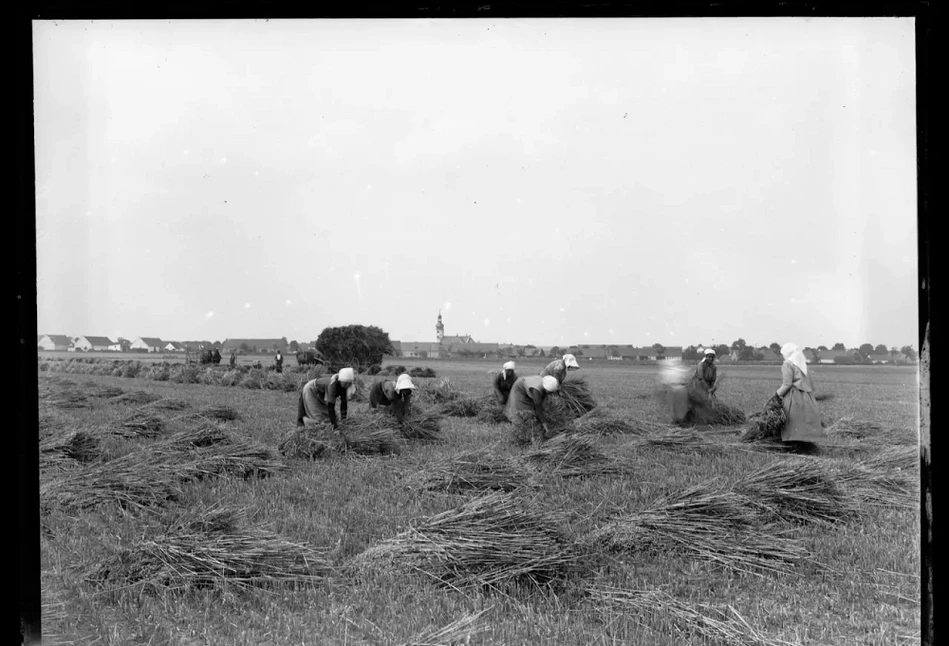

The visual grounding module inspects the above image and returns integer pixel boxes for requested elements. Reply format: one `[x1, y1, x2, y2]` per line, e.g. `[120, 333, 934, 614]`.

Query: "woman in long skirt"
[775, 343, 826, 445]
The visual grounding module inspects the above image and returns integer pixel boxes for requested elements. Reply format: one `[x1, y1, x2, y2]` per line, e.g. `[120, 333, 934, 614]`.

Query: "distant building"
[130, 337, 164, 353]
[71, 336, 115, 352]
[37, 334, 73, 351]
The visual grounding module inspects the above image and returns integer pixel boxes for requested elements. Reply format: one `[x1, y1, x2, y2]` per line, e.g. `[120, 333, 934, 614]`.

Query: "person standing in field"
[368, 373, 416, 423]
[540, 354, 580, 385]
[230, 350, 237, 367]
[297, 367, 355, 434]
[504, 375, 560, 439]
[493, 360, 518, 405]
[692, 348, 719, 399]
[274, 350, 284, 373]
[775, 343, 826, 446]
[212, 348, 222, 364]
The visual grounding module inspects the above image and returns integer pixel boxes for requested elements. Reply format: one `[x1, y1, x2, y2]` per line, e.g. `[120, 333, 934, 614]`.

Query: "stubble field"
[37, 356, 920, 646]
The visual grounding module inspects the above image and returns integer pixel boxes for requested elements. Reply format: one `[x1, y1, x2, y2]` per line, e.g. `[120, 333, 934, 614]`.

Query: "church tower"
[436, 310, 445, 343]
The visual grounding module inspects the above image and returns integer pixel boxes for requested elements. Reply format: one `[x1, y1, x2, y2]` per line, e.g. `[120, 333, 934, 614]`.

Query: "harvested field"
[520, 433, 623, 479]
[114, 391, 163, 406]
[585, 485, 812, 576]
[410, 447, 532, 493]
[87, 504, 331, 593]
[348, 491, 587, 591]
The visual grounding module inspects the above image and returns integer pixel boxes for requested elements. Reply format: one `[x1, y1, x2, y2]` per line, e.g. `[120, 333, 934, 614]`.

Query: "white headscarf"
[502, 361, 516, 379]
[542, 376, 560, 392]
[338, 367, 355, 383]
[781, 343, 808, 375]
[563, 354, 580, 369]
[395, 374, 416, 392]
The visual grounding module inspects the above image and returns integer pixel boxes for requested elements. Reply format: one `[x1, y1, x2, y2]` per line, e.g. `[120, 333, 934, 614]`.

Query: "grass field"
[36, 357, 920, 646]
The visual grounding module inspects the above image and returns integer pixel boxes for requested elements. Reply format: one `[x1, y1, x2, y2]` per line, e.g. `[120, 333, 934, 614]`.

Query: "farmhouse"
[448, 342, 499, 360]
[867, 352, 891, 364]
[163, 342, 186, 352]
[816, 349, 855, 364]
[37, 334, 73, 351]
[71, 336, 115, 352]
[400, 342, 442, 359]
[756, 348, 782, 362]
[130, 337, 164, 353]
[221, 338, 288, 354]
[607, 345, 638, 360]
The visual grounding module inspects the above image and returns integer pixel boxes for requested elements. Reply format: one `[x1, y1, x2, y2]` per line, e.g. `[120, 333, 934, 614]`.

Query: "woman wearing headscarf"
[493, 361, 518, 405]
[297, 367, 355, 431]
[692, 348, 719, 398]
[540, 354, 580, 385]
[504, 375, 560, 438]
[775, 343, 825, 444]
[369, 373, 416, 423]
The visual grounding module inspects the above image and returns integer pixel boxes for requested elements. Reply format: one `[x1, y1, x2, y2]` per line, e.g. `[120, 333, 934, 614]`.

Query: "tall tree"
[832, 342, 846, 351]
[315, 324, 394, 367]
[769, 342, 782, 355]
[731, 338, 747, 351]
[874, 344, 888, 354]
[901, 345, 919, 362]
[652, 343, 666, 359]
[859, 343, 875, 355]
[818, 345, 829, 351]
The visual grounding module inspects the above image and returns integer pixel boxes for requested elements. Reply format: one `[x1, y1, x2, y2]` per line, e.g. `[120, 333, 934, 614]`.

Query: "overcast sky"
[33, 17, 918, 349]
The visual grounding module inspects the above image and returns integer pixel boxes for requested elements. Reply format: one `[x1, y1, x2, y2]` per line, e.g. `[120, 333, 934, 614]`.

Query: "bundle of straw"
[821, 457, 916, 507]
[154, 428, 288, 480]
[146, 397, 191, 411]
[476, 399, 509, 425]
[438, 395, 484, 418]
[50, 390, 91, 409]
[336, 415, 408, 455]
[41, 454, 185, 512]
[638, 428, 722, 453]
[112, 411, 166, 439]
[278, 426, 336, 460]
[509, 410, 570, 447]
[39, 430, 100, 466]
[348, 491, 585, 590]
[114, 391, 163, 406]
[556, 376, 597, 418]
[520, 433, 621, 479]
[585, 486, 810, 576]
[88, 504, 330, 593]
[416, 378, 461, 405]
[858, 445, 917, 472]
[825, 415, 883, 439]
[740, 395, 787, 442]
[184, 404, 241, 422]
[91, 385, 125, 398]
[412, 448, 531, 493]
[571, 408, 654, 436]
[586, 585, 789, 646]
[730, 458, 856, 525]
[400, 407, 444, 441]
[398, 609, 493, 646]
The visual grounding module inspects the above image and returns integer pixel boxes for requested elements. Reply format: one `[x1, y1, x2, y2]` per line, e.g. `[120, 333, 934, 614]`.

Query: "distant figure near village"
[274, 350, 284, 373]
[493, 360, 517, 405]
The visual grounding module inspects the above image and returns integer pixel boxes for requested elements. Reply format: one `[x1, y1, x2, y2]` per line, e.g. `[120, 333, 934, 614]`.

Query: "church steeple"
[436, 310, 444, 342]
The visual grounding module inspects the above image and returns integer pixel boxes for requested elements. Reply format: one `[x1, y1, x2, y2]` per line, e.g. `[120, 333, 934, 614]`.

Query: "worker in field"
[540, 353, 580, 385]
[493, 360, 518, 405]
[212, 348, 222, 364]
[229, 350, 237, 367]
[297, 367, 355, 438]
[691, 348, 719, 399]
[368, 373, 416, 423]
[504, 375, 560, 439]
[274, 350, 284, 373]
[660, 361, 694, 425]
[774, 343, 825, 447]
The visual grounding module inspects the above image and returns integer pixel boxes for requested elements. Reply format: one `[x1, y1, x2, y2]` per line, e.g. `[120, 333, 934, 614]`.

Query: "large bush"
[314, 325, 394, 368]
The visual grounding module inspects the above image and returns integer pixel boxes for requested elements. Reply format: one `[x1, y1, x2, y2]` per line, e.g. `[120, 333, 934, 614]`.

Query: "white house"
[163, 341, 186, 352]
[72, 336, 115, 352]
[37, 334, 73, 351]
[131, 337, 164, 352]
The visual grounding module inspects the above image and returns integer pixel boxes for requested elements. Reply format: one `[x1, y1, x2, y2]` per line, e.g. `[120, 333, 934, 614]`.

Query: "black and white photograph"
[25, 11, 929, 646]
